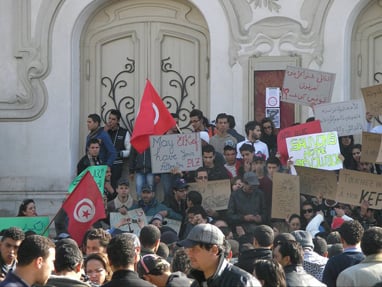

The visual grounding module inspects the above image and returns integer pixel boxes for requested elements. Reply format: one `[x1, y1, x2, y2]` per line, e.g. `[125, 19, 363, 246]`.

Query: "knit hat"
[243, 171, 260, 186]
[291, 230, 314, 249]
[137, 254, 170, 278]
[177, 223, 224, 247]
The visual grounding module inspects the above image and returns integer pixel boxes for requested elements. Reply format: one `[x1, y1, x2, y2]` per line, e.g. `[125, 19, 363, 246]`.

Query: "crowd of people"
[3, 108, 382, 286]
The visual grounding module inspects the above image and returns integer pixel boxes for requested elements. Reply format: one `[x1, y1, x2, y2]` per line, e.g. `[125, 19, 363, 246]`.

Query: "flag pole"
[40, 206, 64, 237]
[176, 124, 182, 134]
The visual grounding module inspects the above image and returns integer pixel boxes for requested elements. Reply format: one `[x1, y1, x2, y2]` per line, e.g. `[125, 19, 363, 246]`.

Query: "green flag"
[68, 165, 107, 194]
[0, 216, 50, 236]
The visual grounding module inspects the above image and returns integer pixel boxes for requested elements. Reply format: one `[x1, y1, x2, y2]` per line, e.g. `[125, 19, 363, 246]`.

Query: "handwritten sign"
[271, 172, 300, 219]
[68, 165, 107, 194]
[314, 99, 365, 136]
[294, 166, 337, 200]
[281, 66, 336, 106]
[361, 84, 382, 116]
[150, 133, 202, 173]
[109, 208, 147, 237]
[188, 179, 231, 211]
[361, 132, 382, 163]
[286, 131, 342, 170]
[337, 169, 382, 209]
[0, 216, 50, 236]
[277, 120, 322, 165]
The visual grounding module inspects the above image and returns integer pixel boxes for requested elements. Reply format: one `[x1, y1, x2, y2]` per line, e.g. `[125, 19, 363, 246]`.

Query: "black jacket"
[101, 269, 155, 287]
[284, 265, 326, 287]
[189, 254, 261, 287]
[129, 148, 152, 173]
[235, 248, 273, 273]
[166, 271, 193, 287]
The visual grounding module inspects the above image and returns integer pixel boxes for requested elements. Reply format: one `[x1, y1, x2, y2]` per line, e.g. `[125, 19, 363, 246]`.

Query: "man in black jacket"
[102, 233, 155, 287]
[273, 240, 326, 287]
[177, 223, 261, 287]
[236, 225, 273, 273]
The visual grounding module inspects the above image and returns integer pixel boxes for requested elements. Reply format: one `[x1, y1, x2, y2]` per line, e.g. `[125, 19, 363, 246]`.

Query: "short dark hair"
[361, 227, 382, 256]
[139, 225, 161, 249]
[202, 144, 215, 155]
[54, 242, 83, 272]
[109, 109, 122, 120]
[1, 227, 25, 242]
[187, 205, 207, 219]
[87, 138, 100, 147]
[245, 121, 256, 136]
[223, 145, 236, 153]
[190, 109, 203, 119]
[276, 240, 303, 265]
[266, 156, 281, 167]
[85, 228, 111, 248]
[88, 114, 101, 125]
[313, 236, 328, 256]
[107, 233, 136, 268]
[338, 220, 364, 245]
[171, 248, 191, 274]
[254, 259, 286, 287]
[215, 113, 228, 123]
[253, 225, 274, 247]
[17, 235, 55, 266]
[187, 190, 203, 206]
[239, 143, 254, 153]
[227, 115, 236, 129]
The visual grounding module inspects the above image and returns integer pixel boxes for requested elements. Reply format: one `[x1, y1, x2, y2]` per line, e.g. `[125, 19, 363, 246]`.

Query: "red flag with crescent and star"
[130, 80, 176, 153]
[62, 171, 106, 245]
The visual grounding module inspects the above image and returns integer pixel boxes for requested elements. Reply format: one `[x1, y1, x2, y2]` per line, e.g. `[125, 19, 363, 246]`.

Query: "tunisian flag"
[131, 80, 176, 153]
[62, 171, 106, 245]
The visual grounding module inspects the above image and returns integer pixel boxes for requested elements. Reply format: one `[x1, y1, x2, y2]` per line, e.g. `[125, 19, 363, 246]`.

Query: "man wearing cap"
[107, 178, 136, 215]
[167, 178, 188, 218]
[178, 223, 261, 287]
[131, 184, 182, 221]
[291, 230, 328, 281]
[227, 172, 266, 236]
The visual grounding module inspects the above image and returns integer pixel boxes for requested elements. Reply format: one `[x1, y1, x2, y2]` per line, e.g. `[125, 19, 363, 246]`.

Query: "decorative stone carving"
[0, 0, 64, 121]
[220, 0, 332, 66]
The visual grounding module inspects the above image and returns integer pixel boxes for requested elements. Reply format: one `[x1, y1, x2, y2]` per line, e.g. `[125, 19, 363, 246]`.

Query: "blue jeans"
[135, 172, 155, 199]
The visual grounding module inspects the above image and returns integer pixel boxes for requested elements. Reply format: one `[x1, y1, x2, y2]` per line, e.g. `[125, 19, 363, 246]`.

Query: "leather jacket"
[284, 265, 326, 287]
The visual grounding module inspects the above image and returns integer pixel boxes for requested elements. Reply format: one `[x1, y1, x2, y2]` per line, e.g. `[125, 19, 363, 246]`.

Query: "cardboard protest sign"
[188, 179, 231, 211]
[277, 120, 322, 166]
[281, 66, 336, 106]
[361, 132, 382, 164]
[361, 84, 382, 116]
[68, 165, 107, 194]
[294, 166, 337, 200]
[271, 172, 300, 219]
[150, 133, 202, 173]
[314, 99, 365, 136]
[109, 208, 147, 237]
[337, 169, 382, 209]
[0, 216, 50, 236]
[286, 131, 342, 170]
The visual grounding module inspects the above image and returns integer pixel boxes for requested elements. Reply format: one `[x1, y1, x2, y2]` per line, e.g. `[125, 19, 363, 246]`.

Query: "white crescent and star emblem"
[152, 103, 159, 125]
[73, 198, 96, 223]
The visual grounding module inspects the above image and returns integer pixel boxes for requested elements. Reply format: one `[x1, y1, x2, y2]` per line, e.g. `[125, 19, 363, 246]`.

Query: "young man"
[84, 228, 112, 256]
[77, 138, 102, 175]
[227, 172, 266, 236]
[0, 235, 55, 287]
[201, 144, 229, 181]
[86, 113, 117, 167]
[178, 223, 260, 287]
[139, 225, 161, 256]
[167, 178, 189, 220]
[107, 178, 136, 215]
[223, 145, 240, 178]
[105, 109, 131, 188]
[273, 240, 325, 287]
[238, 143, 255, 177]
[103, 233, 155, 287]
[236, 121, 269, 160]
[0, 227, 25, 281]
[209, 113, 237, 154]
[45, 240, 90, 287]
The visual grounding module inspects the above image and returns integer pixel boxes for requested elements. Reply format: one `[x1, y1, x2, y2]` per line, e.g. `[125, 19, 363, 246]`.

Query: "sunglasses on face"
[302, 208, 313, 214]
